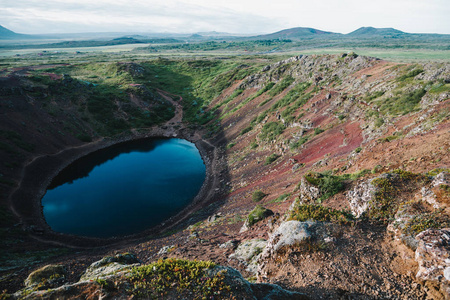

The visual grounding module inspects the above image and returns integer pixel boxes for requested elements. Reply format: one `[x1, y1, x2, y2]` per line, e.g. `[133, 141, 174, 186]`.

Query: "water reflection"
[42, 138, 205, 238]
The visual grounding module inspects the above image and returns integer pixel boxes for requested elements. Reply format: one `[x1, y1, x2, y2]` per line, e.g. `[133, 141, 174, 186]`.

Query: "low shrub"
[289, 204, 354, 225]
[314, 128, 324, 135]
[265, 153, 280, 165]
[304, 172, 346, 203]
[252, 190, 267, 202]
[247, 205, 274, 227]
[240, 126, 253, 135]
[403, 209, 449, 236]
[290, 136, 309, 150]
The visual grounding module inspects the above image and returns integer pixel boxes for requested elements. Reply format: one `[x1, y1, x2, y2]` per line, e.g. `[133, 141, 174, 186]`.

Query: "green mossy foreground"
[128, 259, 232, 299]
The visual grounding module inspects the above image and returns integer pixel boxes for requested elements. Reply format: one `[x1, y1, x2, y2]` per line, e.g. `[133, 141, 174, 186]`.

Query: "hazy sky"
[2, 0, 449, 35]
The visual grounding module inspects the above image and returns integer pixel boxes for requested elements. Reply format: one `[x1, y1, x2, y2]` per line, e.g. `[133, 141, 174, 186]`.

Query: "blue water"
[42, 138, 206, 238]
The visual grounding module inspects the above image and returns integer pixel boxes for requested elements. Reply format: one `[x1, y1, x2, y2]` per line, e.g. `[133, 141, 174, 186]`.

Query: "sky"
[1, 0, 449, 35]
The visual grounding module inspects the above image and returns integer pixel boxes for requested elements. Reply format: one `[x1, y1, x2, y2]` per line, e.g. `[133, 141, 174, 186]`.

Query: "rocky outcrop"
[422, 172, 449, 209]
[229, 239, 267, 274]
[347, 179, 377, 218]
[288, 179, 320, 212]
[24, 264, 66, 289]
[415, 228, 450, 298]
[80, 252, 140, 281]
[260, 221, 315, 260]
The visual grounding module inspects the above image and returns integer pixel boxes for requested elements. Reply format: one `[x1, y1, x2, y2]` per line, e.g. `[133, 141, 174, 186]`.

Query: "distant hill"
[0, 25, 39, 40]
[347, 27, 406, 37]
[249, 27, 339, 40]
[0, 25, 24, 39]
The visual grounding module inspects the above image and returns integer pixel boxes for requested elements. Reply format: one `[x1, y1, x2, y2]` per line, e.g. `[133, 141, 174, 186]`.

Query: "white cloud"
[0, 0, 449, 34]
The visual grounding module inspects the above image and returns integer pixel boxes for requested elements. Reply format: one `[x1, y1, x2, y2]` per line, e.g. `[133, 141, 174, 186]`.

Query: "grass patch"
[376, 88, 426, 115]
[270, 193, 291, 203]
[226, 142, 236, 149]
[268, 76, 295, 97]
[303, 170, 371, 203]
[270, 82, 311, 111]
[429, 82, 450, 94]
[250, 140, 258, 149]
[259, 122, 284, 141]
[426, 168, 450, 177]
[0, 130, 35, 152]
[365, 91, 385, 101]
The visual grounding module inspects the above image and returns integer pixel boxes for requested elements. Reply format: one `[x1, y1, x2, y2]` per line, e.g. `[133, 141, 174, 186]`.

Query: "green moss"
[128, 259, 231, 299]
[289, 204, 354, 225]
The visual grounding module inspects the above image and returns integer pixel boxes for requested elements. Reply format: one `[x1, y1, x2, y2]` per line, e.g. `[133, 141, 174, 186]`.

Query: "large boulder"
[24, 264, 66, 289]
[260, 221, 315, 260]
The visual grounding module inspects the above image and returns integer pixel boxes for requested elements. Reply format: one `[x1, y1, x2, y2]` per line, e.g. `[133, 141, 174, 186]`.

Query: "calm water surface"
[42, 138, 206, 238]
